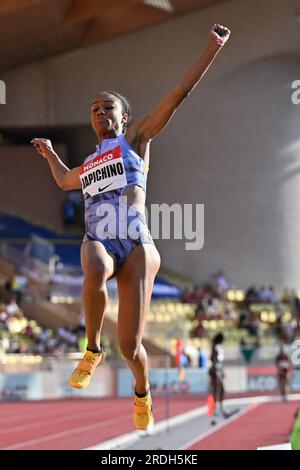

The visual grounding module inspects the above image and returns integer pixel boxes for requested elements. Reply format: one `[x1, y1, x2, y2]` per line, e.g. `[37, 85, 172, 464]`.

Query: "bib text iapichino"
[80, 145, 127, 197]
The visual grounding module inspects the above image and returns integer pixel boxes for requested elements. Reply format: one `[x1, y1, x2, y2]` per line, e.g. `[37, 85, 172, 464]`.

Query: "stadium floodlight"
[143, 0, 174, 13]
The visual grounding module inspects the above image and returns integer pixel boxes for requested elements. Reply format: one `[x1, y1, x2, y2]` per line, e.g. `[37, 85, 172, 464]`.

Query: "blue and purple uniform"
[80, 134, 153, 271]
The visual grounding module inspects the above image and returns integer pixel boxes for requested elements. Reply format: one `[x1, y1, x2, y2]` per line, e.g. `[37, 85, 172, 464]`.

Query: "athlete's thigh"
[80, 240, 116, 279]
[116, 244, 160, 345]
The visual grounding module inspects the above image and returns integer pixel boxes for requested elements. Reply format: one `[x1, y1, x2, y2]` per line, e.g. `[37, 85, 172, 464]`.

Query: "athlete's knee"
[119, 340, 141, 361]
[85, 260, 110, 286]
[146, 247, 161, 277]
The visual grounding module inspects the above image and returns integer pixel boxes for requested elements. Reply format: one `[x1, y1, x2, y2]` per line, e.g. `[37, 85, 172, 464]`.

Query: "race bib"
[80, 146, 127, 197]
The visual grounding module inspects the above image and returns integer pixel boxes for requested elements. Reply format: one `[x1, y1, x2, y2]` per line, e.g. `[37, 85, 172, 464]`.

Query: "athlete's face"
[91, 93, 128, 137]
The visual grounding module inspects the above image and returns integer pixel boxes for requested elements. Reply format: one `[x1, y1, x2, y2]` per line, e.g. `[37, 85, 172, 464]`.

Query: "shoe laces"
[134, 396, 153, 416]
[77, 352, 100, 375]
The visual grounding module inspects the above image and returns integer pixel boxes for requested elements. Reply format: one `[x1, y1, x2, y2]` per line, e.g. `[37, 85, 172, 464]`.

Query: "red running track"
[187, 401, 300, 450]
[0, 396, 205, 450]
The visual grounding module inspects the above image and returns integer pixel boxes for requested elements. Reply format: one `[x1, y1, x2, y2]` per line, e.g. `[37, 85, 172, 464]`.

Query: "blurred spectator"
[268, 286, 277, 304]
[62, 191, 82, 231]
[281, 288, 292, 304]
[1, 280, 13, 304]
[223, 301, 234, 319]
[191, 319, 205, 338]
[238, 309, 249, 329]
[256, 285, 276, 303]
[258, 286, 270, 302]
[291, 290, 300, 328]
[194, 300, 205, 320]
[180, 349, 192, 368]
[283, 321, 295, 343]
[207, 298, 217, 318]
[248, 312, 260, 337]
[63, 199, 76, 227]
[6, 298, 20, 316]
[11, 270, 28, 305]
[9, 335, 22, 353]
[239, 338, 259, 363]
[213, 270, 229, 296]
[198, 347, 208, 368]
[245, 285, 259, 306]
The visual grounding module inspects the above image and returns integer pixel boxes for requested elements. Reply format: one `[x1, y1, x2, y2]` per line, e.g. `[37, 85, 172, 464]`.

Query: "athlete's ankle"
[86, 345, 102, 354]
[135, 384, 150, 396]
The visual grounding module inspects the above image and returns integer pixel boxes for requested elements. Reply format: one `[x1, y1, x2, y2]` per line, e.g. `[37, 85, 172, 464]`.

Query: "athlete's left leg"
[116, 243, 160, 393]
[116, 243, 160, 429]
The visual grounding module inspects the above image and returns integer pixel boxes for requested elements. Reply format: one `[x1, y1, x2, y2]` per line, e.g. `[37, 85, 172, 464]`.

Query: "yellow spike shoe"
[133, 391, 154, 431]
[68, 350, 104, 389]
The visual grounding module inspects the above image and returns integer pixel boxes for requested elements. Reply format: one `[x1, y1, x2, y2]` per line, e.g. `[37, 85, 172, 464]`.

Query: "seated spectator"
[248, 313, 260, 337]
[182, 286, 195, 303]
[223, 300, 234, 319]
[207, 298, 217, 318]
[245, 285, 259, 305]
[238, 309, 250, 329]
[194, 300, 205, 320]
[281, 288, 292, 304]
[8, 335, 21, 353]
[267, 286, 277, 304]
[6, 298, 20, 317]
[0, 305, 8, 325]
[256, 285, 276, 303]
[2, 280, 13, 304]
[213, 270, 229, 296]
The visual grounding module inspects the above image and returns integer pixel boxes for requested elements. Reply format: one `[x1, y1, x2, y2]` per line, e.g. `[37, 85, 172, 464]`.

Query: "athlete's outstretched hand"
[30, 138, 56, 159]
[209, 24, 230, 47]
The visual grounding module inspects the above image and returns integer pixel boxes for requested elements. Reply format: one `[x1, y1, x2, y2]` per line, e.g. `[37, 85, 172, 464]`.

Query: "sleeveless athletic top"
[79, 134, 148, 218]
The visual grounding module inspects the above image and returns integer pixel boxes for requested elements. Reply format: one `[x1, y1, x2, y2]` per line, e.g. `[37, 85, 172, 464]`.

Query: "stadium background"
[0, 0, 300, 451]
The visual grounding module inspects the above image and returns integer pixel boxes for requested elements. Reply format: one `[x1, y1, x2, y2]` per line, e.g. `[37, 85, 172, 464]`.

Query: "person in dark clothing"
[209, 332, 227, 417]
[275, 345, 291, 401]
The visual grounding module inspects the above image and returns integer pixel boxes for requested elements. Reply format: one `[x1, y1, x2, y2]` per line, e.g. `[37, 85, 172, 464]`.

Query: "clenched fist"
[209, 24, 230, 47]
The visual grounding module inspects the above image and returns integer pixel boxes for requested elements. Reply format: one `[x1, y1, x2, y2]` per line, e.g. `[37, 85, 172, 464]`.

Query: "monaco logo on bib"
[80, 146, 127, 197]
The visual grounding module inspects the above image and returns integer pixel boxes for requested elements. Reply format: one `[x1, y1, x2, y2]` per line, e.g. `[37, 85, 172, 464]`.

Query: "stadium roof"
[0, 0, 229, 72]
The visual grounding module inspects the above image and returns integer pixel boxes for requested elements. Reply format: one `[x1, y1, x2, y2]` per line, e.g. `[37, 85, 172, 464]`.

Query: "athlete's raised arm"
[31, 138, 81, 191]
[136, 24, 230, 141]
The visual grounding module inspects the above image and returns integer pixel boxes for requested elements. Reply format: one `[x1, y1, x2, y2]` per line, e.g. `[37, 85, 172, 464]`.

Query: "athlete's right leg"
[68, 240, 115, 389]
[218, 380, 226, 416]
[80, 240, 115, 351]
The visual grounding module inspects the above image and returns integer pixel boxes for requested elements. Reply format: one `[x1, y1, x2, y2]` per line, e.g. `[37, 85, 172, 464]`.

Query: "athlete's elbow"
[58, 179, 68, 191]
